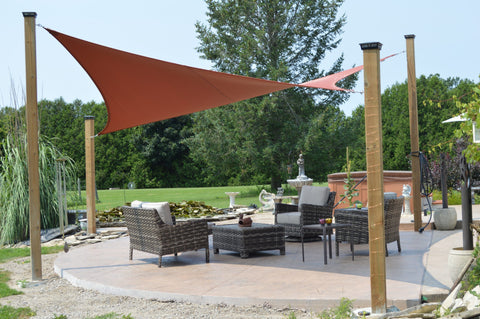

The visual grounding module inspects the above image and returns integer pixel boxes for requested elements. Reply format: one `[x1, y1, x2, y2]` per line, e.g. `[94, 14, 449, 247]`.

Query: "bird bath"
[225, 192, 240, 208]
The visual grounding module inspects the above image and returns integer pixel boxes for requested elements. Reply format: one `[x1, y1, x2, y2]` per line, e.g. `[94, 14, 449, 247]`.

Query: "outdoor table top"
[303, 223, 351, 230]
[334, 207, 368, 213]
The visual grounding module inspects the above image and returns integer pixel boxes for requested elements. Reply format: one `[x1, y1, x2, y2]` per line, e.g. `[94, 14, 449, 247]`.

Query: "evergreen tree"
[190, 0, 356, 188]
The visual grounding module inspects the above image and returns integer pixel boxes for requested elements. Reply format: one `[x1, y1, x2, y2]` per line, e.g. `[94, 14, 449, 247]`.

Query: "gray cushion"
[276, 212, 301, 225]
[141, 202, 174, 225]
[298, 186, 330, 207]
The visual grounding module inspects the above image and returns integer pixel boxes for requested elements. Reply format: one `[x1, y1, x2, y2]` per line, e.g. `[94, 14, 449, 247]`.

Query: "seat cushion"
[141, 202, 174, 225]
[276, 212, 301, 225]
[299, 186, 330, 207]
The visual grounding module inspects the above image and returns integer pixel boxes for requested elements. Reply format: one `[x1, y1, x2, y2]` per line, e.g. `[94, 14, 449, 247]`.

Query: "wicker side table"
[212, 223, 285, 258]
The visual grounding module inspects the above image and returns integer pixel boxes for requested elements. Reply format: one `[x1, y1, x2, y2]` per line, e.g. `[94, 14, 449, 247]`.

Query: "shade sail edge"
[44, 27, 399, 135]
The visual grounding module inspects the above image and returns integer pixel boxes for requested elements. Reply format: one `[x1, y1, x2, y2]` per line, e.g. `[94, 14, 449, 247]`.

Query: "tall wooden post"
[85, 116, 96, 234]
[460, 156, 473, 250]
[361, 42, 386, 314]
[23, 12, 42, 281]
[441, 153, 448, 208]
[405, 35, 422, 231]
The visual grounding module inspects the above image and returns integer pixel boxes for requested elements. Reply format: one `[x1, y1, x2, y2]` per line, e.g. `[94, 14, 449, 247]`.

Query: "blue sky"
[2, 1, 479, 116]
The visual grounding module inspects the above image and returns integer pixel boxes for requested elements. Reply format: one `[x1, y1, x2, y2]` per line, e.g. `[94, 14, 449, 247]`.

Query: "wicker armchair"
[334, 196, 404, 257]
[274, 186, 336, 238]
[123, 206, 210, 267]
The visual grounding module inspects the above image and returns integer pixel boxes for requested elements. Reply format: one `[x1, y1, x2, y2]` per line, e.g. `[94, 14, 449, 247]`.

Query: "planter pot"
[448, 247, 474, 282]
[434, 207, 458, 230]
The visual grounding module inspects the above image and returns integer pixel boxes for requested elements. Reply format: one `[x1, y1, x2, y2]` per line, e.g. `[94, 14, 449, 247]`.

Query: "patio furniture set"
[122, 186, 404, 267]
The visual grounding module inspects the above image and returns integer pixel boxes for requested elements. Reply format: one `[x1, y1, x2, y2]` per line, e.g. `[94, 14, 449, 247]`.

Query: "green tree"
[344, 105, 366, 171]
[302, 105, 351, 181]
[329, 75, 476, 181]
[38, 98, 134, 189]
[453, 81, 480, 163]
[131, 116, 201, 188]
[37, 98, 200, 189]
[38, 98, 86, 172]
[381, 75, 475, 171]
[417, 75, 474, 155]
[191, 0, 356, 188]
[381, 79, 411, 170]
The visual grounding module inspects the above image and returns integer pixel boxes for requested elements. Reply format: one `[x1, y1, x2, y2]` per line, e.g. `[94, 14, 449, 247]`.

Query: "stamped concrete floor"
[54, 206, 473, 311]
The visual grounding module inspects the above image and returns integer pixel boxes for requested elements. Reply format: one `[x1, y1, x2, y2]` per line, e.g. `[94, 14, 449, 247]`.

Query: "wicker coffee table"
[212, 223, 285, 258]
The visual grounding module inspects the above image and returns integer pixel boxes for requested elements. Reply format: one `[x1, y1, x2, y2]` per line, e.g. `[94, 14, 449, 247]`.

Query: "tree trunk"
[270, 174, 282, 191]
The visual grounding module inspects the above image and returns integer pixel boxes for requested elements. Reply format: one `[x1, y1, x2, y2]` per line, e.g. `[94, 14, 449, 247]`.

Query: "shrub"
[0, 133, 77, 244]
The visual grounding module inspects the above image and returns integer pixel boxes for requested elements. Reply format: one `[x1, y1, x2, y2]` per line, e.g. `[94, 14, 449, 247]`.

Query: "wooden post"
[460, 156, 473, 250]
[361, 42, 386, 314]
[23, 12, 42, 281]
[441, 153, 448, 208]
[85, 116, 96, 234]
[405, 35, 422, 231]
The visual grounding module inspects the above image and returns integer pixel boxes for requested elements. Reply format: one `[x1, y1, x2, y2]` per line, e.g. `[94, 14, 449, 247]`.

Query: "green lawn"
[70, 182, 328, 211]
[67, 183, 477, 213]
[0, 246, 64, 264]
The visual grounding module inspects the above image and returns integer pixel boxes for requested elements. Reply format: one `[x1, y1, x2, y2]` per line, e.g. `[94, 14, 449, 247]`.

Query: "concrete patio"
[53, 205, 478, 311]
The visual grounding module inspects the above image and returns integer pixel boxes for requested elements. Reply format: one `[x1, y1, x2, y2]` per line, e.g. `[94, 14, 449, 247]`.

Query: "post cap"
[360, 42, 383, 50]
[404, 34, 416, 39]
[22, 12, 37, 17]
[84, 115, 95, 120]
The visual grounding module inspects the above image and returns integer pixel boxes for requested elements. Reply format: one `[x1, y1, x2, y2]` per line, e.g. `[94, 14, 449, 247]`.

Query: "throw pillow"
[141, 202, 174, 225]
[131, 200, 143, 208]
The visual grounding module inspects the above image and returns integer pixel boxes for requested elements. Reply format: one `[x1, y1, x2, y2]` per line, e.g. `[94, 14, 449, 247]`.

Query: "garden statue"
[287, 153, 313, 197]
[402, 184, 411, 197]
[276, 187, 284, 197]
[258, 189, 275, 211]
[297, 153, 307, 180]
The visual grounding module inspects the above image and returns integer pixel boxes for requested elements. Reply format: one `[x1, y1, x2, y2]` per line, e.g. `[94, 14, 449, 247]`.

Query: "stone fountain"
[287, 153, 313, 198]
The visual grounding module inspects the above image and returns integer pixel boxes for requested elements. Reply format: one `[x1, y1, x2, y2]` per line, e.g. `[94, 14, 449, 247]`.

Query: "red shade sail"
[45, 28, 374, 135]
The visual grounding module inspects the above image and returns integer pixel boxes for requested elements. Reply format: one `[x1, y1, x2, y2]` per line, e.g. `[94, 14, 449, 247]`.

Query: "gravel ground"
[0, 211, 323, 319]
[0, 247, 322, 319]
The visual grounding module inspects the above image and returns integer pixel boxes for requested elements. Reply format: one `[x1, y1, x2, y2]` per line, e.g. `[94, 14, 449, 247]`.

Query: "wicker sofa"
[334, 196, 404, 257]
[123, 205, 210, 267]
[274, 186, 336, 238]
